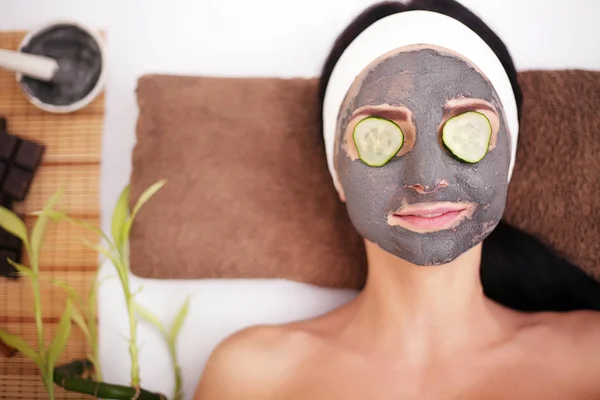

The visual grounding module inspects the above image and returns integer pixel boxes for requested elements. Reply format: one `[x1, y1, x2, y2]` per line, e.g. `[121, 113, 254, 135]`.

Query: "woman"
[195, 1, 600, 398]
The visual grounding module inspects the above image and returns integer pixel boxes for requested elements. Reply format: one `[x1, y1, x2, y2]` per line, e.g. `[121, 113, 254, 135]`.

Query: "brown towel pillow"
[129, 75, 367, 288]
[129, 70, 600, 287]
[504, 70, 600, 281]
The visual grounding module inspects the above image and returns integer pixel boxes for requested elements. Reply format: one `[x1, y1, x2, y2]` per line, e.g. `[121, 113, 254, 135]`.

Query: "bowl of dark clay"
[16, 21, 106, 113]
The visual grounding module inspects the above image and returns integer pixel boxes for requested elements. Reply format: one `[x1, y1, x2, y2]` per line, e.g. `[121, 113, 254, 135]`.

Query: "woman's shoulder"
[193, 323, 322, 399]
[212, 322, 322, 363]
[524, 309, 600, 342]
[518, 309, 600, 391]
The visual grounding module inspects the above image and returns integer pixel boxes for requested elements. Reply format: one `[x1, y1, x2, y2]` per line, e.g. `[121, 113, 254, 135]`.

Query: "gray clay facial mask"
[335, 48, 511, 265]
[20, 25, 103, 106]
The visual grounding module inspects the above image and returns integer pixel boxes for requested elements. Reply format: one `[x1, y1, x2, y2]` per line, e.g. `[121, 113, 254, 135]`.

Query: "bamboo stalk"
[122, 268, 141, 387]
[168, 341, 183, 400]
[87, 272, 102, 382]
[53, 360, 168, 400]
[114, 254, 141, 387]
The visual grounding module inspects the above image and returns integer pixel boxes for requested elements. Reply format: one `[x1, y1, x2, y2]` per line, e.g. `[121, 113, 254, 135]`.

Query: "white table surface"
[2, 0, 600, 399]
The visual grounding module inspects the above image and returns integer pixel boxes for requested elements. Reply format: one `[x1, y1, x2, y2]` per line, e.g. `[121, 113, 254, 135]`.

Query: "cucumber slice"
[442, 111, 492, 163]
[353, 117, 404, 167]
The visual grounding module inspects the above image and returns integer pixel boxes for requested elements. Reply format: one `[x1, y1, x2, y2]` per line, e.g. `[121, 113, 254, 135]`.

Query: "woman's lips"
[388, 202, 475, 233]
[394, 209, 466, 229]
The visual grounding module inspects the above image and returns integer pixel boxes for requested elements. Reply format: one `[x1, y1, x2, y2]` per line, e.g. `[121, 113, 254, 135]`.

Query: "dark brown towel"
[504, 70, 600, 281]
[129, 70, 600, 287]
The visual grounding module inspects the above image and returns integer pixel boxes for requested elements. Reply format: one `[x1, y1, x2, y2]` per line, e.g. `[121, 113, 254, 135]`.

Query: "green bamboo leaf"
[87, 274, 111, 315]
[46, 300, 73, 372]
[79, 239, 128, 289]
[110, 257, 129, 288]
[123, 180, 166, 241]
[0, 207, 29, 247]
[70, 306, 90, 340]
[133, 302, 166, 335]
[131, 180, 166, 221]
[169, 297, 191, 344]
[80, 239, 118, 269]
[49, 278, 84, 307]
[87, 276, 100, 307]
[0, 329, 41, 367]
[38, 209, 111, 245]
[6, 259, 34, 278]
[88, 281, 98, 307]
[31, 209, 62, 219]
[111, 185, 131, 252]
[87, 275, 107, 329]
[95, 274, 114, 289]
[131, 285, 144, 298]
[31, 188, 63, 267]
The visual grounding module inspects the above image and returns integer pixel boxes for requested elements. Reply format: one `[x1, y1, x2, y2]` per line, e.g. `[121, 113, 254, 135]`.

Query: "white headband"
[323, 10, 519, 193]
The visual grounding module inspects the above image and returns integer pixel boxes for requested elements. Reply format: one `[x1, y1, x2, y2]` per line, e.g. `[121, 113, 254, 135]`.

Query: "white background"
[2, 1, 600, 399]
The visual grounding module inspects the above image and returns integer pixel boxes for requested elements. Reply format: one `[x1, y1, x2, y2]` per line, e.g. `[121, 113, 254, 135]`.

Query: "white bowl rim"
[16, 19, 107, 114]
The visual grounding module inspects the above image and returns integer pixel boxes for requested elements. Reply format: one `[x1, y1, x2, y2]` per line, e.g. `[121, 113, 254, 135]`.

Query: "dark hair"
[318, 0, 522, 118]
[318, 0, 600, 312]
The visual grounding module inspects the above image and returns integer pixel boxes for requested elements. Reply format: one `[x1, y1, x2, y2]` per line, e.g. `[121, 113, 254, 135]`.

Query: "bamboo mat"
[0, 31, 104, 399]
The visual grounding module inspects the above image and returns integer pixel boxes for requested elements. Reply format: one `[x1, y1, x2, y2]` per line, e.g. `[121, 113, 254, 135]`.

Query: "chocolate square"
[0, 161, 6, 183]
[0, 248, 19, 279]
[0, 132, 18, 160]
[0, 226, 21, 250]
[3, 166, 34, 201]
[14, 140, 45, 171]
[0, 193, 12, 209]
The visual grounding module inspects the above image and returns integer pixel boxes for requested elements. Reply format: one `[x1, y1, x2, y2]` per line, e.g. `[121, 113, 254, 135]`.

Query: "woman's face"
[334, 45, 511, 266]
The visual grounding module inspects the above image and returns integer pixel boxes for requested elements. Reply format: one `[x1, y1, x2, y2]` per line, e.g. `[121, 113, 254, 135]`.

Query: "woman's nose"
[401, 134, 451, 194]
[405, 180, 449, 194]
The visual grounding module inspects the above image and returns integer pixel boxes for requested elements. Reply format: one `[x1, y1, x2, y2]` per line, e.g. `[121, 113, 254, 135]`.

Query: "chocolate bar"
[3, 166, 34, 201]
[14, 140, 45, 171]
[0, 248, 20, 279]
[0, 226, 20, 251]
[0, 161, 6, 183]
[0, 193, 11, 209]
[0, 131, 18, 160]
[0, 119, 45, 202]
[0, 117, 45, 279]
[0, 193, 21, 280]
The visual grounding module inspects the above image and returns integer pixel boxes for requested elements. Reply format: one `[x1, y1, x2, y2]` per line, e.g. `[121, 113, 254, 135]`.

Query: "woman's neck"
[338, 240, 518, 361]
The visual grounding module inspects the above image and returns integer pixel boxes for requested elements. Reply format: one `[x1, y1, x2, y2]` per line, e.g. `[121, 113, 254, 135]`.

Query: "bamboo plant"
[0, 180, 190, 400]
[134, 297, 190, 400]
[0, 189, 73, 400]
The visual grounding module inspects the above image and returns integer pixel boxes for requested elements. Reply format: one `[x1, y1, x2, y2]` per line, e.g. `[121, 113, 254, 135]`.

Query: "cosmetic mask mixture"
[20, 24, 102, 106]
[335, 47, 511, 265]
